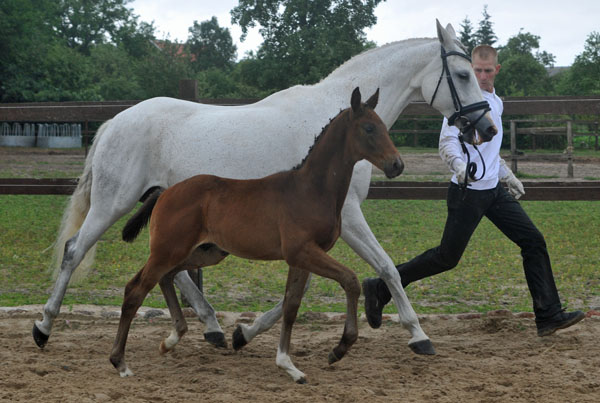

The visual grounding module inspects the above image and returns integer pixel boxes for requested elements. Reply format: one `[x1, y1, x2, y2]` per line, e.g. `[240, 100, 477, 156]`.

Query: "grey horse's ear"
[436, 19, 451, 46]
[366, 88, 379, 110]
[445, 23, 456, 38]
[351, 87, 362, 114]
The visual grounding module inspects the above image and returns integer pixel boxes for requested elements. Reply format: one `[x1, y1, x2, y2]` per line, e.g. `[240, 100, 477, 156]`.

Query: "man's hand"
[452, 159, 468, 184]
[505, 174, 525, 199]
[499, 159, 525, 199]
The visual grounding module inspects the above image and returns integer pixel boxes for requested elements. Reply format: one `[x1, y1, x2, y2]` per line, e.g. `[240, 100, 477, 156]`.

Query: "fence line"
[1, 94, 599, 181]
[1, 178, 599, 200]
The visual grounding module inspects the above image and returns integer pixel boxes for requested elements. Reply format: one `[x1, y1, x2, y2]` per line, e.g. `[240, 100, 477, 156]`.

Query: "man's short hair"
[472, 45, 498, 64]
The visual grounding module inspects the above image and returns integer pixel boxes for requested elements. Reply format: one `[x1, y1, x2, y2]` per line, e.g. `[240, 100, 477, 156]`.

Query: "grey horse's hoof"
[297, 377, 307, 384]
[204, 332, 227, 349]
[408, 339, 436, 355]
[32, 323, 49, 349]
[232, 326, 248, 351]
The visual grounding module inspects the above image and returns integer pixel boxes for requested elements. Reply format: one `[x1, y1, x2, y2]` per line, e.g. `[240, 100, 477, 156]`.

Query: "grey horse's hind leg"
[174, 244, 229, 348]
[232, 274, 312, 350]
[34, 211, 116, 347]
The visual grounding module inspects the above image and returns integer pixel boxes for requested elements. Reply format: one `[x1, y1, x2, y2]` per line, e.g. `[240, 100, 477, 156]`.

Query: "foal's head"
[348, 87, 404, 179]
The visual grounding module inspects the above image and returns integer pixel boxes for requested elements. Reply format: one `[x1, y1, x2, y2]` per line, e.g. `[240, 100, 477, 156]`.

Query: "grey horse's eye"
[457, 72, 470, 80]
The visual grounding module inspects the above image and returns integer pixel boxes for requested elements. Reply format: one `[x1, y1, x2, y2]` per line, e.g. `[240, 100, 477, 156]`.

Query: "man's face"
[471, 55, 501, 92]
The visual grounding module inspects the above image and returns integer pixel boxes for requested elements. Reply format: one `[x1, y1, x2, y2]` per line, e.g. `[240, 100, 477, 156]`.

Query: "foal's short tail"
[51, 120, 110, 283]
[122, 188, 164, 243]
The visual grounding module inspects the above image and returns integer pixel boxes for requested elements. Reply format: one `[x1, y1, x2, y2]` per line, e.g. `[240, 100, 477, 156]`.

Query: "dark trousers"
[392, 182, 563, 320]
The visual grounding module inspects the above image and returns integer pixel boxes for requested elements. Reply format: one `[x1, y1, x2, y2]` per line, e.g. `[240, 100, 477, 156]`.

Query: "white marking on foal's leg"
[119, 366, 134, 377]
[160, 329, 180, 354]
[276, 347, 306, 383]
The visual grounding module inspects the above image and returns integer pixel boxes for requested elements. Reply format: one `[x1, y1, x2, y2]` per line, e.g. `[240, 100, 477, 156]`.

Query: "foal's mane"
[292, 108, 347, 171]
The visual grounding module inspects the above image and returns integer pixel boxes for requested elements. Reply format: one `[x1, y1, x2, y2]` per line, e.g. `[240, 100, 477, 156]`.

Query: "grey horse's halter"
[430, 46, 490, 192]
[429, 46, 491, 133]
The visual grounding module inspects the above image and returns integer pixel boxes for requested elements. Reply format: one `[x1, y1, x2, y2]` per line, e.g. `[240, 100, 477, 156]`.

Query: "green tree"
[0, 0, 167, 101]
[53, 0, 138, 55]
[458, 16, 476, 54]
[231, 0, 382, 92]
[556, 32, 600, 95]
[495, 30, 555, 96]
[474, 5, 497, 46]
[0, 0, 61, 101]
[187, 17, 237, 71]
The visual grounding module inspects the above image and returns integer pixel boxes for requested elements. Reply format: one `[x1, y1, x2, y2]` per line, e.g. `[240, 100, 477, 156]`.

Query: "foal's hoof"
[204, 331, 227, 349]
[328, 350, 342, 365]
[408, 339, 436, 355]
[232, 326, 248, 351]
[32, 323, 49, 349]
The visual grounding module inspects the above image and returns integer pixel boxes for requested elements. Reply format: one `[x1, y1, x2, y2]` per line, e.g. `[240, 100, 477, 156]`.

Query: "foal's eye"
[363, 123, 375, 134]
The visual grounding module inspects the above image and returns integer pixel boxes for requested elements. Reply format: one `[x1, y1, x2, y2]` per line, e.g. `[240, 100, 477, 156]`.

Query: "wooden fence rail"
[2, 178, 599, 201]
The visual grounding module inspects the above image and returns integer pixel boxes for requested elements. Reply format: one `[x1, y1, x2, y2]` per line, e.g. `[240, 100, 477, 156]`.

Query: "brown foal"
[110, 87, 404, 383]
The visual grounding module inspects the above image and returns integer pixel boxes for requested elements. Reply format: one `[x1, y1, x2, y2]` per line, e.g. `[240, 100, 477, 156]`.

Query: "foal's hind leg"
[233, 274, 311, 350]
[158, 271, 188, 354]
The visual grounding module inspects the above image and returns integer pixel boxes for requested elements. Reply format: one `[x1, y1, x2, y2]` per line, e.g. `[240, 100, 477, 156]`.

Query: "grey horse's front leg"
[340, 197, 435, 355]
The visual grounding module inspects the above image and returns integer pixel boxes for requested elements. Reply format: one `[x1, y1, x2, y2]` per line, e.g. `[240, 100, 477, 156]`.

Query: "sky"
[129, 0, 600, 66]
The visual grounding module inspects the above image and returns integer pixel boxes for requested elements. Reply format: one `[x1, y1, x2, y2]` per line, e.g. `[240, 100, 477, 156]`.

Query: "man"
[362, 45, 584, 337]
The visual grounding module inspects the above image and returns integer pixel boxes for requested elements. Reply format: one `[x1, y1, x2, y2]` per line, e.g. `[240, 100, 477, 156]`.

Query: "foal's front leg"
[233, 274, 311, 350]
[291, 246, 361, 366]
[276, 267, 310, 384]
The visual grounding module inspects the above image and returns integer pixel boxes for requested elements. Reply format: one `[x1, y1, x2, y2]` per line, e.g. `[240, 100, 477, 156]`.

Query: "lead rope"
[458, 134, 486, 199]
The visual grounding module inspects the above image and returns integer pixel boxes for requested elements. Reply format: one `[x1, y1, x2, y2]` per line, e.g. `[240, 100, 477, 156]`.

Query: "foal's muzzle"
[384, 156, 404, 179]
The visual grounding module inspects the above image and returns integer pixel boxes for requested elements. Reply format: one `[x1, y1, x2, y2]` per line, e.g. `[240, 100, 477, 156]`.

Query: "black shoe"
[536, 310, 585, 337]
[362, 278, 389, 329]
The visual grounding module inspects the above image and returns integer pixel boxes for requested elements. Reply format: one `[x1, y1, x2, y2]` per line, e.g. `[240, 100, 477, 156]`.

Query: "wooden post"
[567, 120, 574, 178]
[413, 119, 418, 147]
[510, 120, 518, 173]
[595, 120, 599, 151]
[84, 121, 89, 156]
[179, 79, 198, 101]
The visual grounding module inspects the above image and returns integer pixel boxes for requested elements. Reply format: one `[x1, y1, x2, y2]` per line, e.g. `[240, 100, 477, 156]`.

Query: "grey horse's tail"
[122, 188, 164, 242]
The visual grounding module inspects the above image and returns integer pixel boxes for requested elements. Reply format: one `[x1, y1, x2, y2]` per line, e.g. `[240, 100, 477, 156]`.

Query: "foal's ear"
[351, 87, 362, 114]
[366, 88, 379, 110]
